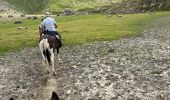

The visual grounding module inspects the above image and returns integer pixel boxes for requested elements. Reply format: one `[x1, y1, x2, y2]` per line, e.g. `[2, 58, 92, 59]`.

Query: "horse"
[39, 26, 62, 75]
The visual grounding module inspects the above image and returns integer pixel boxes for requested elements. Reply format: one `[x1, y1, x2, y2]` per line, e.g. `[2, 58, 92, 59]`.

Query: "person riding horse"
[39, 12, 62, 75]
[40, 12, 62, 47]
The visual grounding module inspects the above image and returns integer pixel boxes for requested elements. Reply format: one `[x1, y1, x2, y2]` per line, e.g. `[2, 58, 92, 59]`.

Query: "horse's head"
[39, 26, 44, 42]
[39, 26, 43, 36]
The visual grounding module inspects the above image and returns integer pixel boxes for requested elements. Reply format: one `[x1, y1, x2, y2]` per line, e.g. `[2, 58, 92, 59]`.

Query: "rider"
[40, 11, 62, 46]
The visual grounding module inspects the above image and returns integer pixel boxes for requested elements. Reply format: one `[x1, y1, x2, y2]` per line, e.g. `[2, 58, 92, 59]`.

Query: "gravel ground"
[0, 16, 170, 100]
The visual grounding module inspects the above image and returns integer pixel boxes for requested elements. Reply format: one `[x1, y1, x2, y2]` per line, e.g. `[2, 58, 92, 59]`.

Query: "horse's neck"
[39, 27, 44, 36]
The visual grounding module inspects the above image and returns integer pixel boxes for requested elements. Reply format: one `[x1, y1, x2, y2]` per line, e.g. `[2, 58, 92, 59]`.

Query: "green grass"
[0, 12, 170, 53]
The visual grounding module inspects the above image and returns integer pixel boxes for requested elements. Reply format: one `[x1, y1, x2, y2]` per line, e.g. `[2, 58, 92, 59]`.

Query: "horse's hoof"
[52, 72, 57, 76]
[46, 70, 50, 74]
[58, 61, 62, 64]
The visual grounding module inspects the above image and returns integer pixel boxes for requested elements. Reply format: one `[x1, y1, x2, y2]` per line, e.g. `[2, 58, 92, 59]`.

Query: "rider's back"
[42, 17, 56, 31]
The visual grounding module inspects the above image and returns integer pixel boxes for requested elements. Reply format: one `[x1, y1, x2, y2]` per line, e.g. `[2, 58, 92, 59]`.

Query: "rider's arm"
[54, 23, 57, 28]
[52, 18, 57, 28]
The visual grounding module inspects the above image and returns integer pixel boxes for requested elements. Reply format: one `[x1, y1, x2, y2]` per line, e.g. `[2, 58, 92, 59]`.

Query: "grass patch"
[57, 12, 170, 45]
[0, 12, 170, 53]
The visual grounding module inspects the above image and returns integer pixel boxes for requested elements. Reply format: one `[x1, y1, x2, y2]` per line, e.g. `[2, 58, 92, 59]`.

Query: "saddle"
[43, 31, 63, 47]
[39, 27, 62, 48]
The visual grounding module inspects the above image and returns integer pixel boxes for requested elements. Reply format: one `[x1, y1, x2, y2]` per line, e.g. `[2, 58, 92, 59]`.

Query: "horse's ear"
[51, 91, 59, 100]
[9, 97, 15, 100]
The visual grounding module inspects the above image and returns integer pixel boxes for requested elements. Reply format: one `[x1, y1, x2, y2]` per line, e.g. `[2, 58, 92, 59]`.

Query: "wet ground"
[0, 16, 170, 100]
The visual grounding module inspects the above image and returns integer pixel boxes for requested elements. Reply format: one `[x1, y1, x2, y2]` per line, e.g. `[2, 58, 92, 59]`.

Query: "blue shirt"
[41, 17, 57, 31]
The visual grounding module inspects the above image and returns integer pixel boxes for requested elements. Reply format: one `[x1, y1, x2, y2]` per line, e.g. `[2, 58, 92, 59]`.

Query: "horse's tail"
[44, 49, 51, 65]
[43, 38, 51, 65]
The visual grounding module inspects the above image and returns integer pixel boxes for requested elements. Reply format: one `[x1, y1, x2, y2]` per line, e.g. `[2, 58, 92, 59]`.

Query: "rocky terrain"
[0, 1, 9, 13]
[0, 16, 170, 99]
[0, 0, 19, 14]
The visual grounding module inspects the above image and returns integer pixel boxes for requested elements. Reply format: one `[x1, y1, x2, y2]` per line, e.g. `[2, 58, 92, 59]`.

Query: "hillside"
[4, 0, 48, 13]
[0, 0, 19, 14]
[48, 0, 122, 13]
[4, 0, 122, 14]
[4, 0, 170, 15]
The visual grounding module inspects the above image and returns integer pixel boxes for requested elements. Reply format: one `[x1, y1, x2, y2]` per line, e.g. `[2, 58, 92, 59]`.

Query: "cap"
[44, 12, 50, 17]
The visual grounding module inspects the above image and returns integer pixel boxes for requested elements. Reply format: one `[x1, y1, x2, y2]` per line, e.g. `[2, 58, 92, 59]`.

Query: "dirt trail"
[42, 76, 58, 99]
[0, 48, 61, 100]
[0, 16, 170, 99]
[40, 62, 60, 100]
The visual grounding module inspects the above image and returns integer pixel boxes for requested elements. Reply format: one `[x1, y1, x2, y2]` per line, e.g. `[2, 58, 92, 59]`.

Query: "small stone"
[108, 49, 114, 53]
[67, 90, 71, 95]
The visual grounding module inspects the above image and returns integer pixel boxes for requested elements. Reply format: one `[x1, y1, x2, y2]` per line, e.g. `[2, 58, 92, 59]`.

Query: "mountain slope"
[0, 0, 18, 14]
[4, 0, 48, 13]
[4, 0, 122, 14]
[48, 0, 122, 13]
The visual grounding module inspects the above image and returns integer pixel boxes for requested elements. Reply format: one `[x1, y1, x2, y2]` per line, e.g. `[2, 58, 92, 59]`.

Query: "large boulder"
[63, 8, 75, 15]
[21, 14, 25, 17]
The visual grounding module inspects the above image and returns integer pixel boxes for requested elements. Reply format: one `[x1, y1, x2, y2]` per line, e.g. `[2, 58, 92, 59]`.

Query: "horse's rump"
[42, 34, 61, 49]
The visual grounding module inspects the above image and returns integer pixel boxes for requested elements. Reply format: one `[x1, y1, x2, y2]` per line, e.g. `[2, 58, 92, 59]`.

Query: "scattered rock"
[14, 21, 22, 24]
[33, 16, 38, 20]
[64, 8, 75, 15]
[20, 14, 25, 17]
[26, 16, 32, 19]
[66, 90, 71, 95]
[16, 26, 24, 30]
[108, 48, 114, 53]
[8, 15, 13, 18]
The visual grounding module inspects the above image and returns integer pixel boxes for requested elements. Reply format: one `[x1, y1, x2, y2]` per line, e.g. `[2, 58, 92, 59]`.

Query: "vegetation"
[4, 0, 170, 14]
[122, 0, 170, 11]
[0, 12, 170, 53]
[4, 0, 122, 14]
[5, 0, 49, 13]
[86, 0, 170, 15]
[48, 0, 122, 13]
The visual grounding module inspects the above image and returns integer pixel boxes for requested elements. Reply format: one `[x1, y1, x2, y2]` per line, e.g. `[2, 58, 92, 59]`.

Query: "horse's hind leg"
[50, 48, 56, 75]
[57, 48, 61, 64]
[39, 41, 46, 63]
